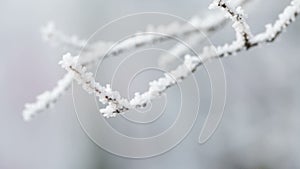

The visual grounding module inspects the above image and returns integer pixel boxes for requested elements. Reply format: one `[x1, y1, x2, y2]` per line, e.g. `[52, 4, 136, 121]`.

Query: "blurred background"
[1, 0, 300, 168]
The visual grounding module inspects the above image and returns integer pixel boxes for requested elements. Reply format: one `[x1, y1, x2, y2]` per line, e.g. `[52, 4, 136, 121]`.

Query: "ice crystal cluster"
[23, 0, 300, 121]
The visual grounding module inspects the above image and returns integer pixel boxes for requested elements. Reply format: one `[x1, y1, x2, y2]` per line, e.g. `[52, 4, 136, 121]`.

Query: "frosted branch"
[22, 73, 73, 121]
[23, 0, 300, 120]
[251, 0, 300, 45]
[158, 0, 250, 68]
[210, 0, 252, 49]
[24, 3, 249, 121]
[59, 53, 201, 117]
[59, 53, 132, 118]
[41, 0, 248, 65]
[41, 22, 88, 51]
[100, 0, 300, 116]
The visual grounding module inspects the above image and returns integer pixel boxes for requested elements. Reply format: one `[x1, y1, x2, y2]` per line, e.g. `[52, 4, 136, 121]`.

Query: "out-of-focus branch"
[23, 73, 73, 121]
[41, 22, 88, 51]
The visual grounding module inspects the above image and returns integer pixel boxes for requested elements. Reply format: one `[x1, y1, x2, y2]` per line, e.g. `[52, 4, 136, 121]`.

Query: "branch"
[41, 0, 249, 65]
[61, 0, 300, 117]
[59, 53, 132, 117]
[209, 0, 253, 49]
[23, 1, 248, 121]
[158, 0, 250, 67]
[22, 73, 73, 121]
[41, 22, 88, 51]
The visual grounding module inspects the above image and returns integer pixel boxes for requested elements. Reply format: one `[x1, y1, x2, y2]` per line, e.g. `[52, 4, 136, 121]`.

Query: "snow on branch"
[60, 53, 199, 117]
[59, 53, 132, 118]
[23, 73, 73, 121]
[41, 22, 88, 51]
[63, 0, 300, 117]
[41, 0, 249, 65]
[77, 10, 237, 65]
[22, 0, 300, 121]
[251, 0, 300, 44]
[209, 0, 253, 49]
[158, 0, 250, 68]
[23, 1, 249, 121]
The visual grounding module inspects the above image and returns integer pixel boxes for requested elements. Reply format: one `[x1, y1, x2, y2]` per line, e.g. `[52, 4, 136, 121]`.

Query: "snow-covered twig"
[158, 0, 250, 68]
[209, 0, 252, 49]
[251, 0, 300, 45]
[42, 0, 249, 65]
[76, 9, 237, 65]
[59, 53, 132, 118]
[66, 0, 300, 117]
[23, 1, 248, 121]
[23, 0, 300, 120]
[41, 22, 88, 51]
[22, 73, 73, 121]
